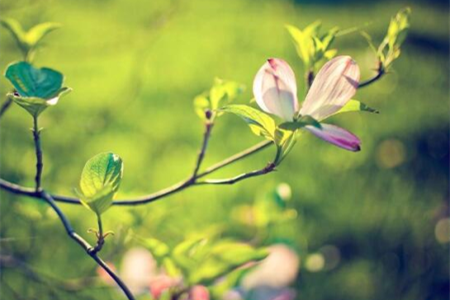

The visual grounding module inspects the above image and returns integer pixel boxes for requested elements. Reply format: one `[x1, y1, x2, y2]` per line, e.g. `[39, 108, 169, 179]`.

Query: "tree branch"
[0, 140, 273, 206]
[39, 191, 136, 300]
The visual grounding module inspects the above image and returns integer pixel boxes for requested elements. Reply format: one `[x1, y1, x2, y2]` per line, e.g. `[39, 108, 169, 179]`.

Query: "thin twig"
[196, 162, 276, 185]
[0, 97, 13, 119]
[32, 116, 43, 191]
[191, 120, 213, 179]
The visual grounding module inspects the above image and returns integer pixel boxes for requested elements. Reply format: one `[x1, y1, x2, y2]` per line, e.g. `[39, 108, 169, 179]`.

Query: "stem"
[359, 61, 385, 88]
[191, 121, 213, 179]
[97, 214, 103, 238]
[92, 213, 105, 253]
[32, 116, 43, 192]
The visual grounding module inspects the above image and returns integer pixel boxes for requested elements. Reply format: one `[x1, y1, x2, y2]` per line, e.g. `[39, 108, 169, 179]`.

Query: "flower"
[253, 56, 361, 151]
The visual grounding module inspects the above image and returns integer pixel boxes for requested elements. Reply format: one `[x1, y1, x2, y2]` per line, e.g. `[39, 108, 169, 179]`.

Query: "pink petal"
[300, 56, 360, 120]
[306, 123, 361, 151]
[253, 58, 299, 121]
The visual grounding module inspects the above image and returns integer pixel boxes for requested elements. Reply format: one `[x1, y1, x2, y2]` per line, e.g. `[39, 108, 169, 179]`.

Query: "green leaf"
[334, 99, 379, 115]
[279, 115, 321, 131]
[387, 7, 411, 49]
[7, 87, 71, 117]
[210, 78, 244, 110]
[193, 79, 244, 120]
[0, 18, 27, 53]
[193, 93, 210, 120]
[5, 61, 64, 98]
[286, 24, 314, 68]
[286, 22, 338, 70]
[220, 104, 276, 140]
[25, 22, 60, 46]
[378, 7, 411, 69]
[210, 265, 257, 298]
[78, 152, 124, 215]
[172, 238, 209, 271]
[1, 19, 60, 60]
[274, 129, 297, 165]
[162, 257, 182, 278]
[189, 241, 268, 285]
[140, 238, 170, 259]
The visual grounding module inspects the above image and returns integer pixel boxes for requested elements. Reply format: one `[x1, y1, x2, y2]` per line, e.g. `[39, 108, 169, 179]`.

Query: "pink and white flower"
[253, 56, 361, 151]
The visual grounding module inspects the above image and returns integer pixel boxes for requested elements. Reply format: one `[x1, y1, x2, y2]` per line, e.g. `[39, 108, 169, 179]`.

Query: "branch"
[196, 162, 276, 185]
[0, 140, 273, 206]
[39, 191, 136, 300]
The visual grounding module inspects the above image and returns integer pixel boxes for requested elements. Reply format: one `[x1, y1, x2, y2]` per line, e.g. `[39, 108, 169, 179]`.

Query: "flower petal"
[306, 123, 361, 151]
[253, 58, 299, 121]
[300, 56, 360, 120]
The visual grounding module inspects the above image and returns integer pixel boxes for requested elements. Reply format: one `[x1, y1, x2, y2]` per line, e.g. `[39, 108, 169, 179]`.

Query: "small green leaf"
[193, 93, 210, 120]
[334, 99, 379, 115]
[378, 7, 411, 69]
[210, 267, 255, 299]
[286, 22, 338, 71]
[189, 241, 268, 285]
[162, 257, 182, 278]
[387, 7, 411, 49]
[141, 238, 170, 259]
[5, 61, 64, 98]
[0, 18, 27, 54]
[193, 79, 244, 120]
[77, 152, 123, 215]
[172, 238, 209, 271]
[25, 22, 60, 46]
[1, 19, 60, 60]
[220, 104, 276, 140]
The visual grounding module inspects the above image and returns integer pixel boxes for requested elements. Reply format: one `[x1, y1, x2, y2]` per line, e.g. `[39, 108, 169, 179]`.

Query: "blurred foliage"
[0, 0, 448, 300]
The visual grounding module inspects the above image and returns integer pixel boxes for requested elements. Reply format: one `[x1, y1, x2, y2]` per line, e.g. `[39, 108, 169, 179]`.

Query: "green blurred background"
[0, 0, 448, 299]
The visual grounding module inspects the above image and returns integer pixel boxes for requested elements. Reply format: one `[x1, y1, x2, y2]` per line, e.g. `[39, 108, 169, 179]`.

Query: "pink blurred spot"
[150, 275, 179, 299]
[190, 285, 210, 300]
